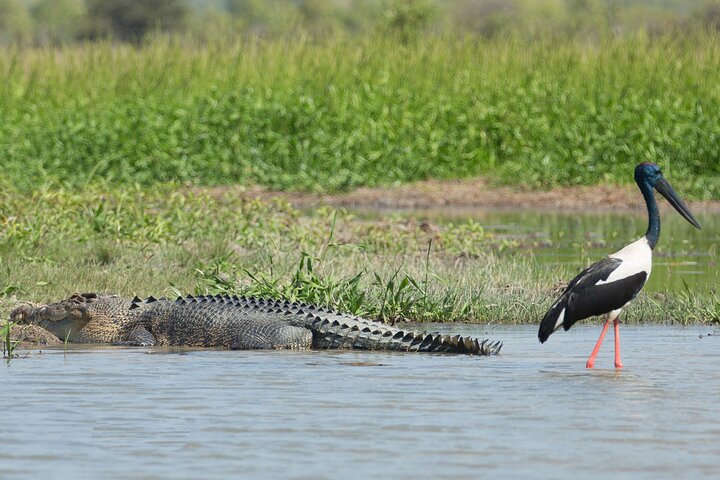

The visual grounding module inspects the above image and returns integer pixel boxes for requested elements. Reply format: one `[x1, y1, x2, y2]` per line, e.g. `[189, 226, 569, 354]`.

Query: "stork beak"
[654, 178, 702, 230]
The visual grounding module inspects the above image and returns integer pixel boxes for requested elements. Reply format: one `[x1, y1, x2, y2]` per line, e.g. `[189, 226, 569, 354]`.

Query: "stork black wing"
[564, 271, 647, 327]
[562, 257, 623, 294]
[539, 257, 647, 343]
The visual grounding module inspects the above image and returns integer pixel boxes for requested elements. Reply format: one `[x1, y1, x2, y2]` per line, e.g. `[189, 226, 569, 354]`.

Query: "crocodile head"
[10, 293, 132, 343]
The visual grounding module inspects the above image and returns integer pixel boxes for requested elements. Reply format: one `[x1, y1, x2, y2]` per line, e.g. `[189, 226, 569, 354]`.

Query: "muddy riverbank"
[196, 178, 720, 211]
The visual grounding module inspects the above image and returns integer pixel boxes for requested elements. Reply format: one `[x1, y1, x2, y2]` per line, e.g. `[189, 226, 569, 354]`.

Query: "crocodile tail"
[309, 316, 502, 356]
[197, 295, 502, 355]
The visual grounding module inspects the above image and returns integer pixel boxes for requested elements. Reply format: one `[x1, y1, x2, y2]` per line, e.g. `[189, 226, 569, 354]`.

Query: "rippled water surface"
[3, 325, 719, 479]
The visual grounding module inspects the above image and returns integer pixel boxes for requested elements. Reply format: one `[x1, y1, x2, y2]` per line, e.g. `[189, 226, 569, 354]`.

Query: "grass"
[2, 319, 19, 360]
[1, 187, 717, 329]
[1, 33, 720, 197]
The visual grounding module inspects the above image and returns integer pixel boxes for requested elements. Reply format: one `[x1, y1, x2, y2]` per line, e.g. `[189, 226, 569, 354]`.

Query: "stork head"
[634, 162, 701, 230]
[634, 162, 663, 186]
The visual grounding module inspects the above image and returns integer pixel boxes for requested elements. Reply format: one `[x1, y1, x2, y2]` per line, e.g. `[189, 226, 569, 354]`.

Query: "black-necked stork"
[538, 162, 701, 368]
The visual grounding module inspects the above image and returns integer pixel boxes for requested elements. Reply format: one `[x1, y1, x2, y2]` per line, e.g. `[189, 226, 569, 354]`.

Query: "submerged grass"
[1, 33, 720, 197]
[0, 187, 717, 327]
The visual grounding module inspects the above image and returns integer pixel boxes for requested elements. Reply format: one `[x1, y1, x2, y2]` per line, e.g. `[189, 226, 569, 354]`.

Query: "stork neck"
[640, 182, 660, 250]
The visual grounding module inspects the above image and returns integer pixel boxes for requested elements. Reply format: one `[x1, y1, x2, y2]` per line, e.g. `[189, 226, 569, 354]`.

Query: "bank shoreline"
[196, 178, 720, 212]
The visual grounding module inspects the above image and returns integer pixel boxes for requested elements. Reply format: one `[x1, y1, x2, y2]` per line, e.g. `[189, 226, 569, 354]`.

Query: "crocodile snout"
[10, 303, 71, 325]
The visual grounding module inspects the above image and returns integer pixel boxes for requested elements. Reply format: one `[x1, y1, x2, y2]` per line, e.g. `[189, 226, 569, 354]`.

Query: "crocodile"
[10, 293, 502, 355]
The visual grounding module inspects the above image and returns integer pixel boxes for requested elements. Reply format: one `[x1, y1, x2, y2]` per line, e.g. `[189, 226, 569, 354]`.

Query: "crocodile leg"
[113, 325, 157, 346]
[145, 303, 315, 350]
[230, 324, 313, 350]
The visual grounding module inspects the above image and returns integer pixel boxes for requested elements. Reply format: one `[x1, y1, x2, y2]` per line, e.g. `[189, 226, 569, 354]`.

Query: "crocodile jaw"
[10, 304, 89, 342]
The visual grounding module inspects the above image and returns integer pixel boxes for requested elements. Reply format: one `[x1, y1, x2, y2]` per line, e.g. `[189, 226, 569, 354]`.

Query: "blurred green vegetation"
[1, 33, 720, 197]
[2, 0, 720, 45]
[1, 1, 720, 197]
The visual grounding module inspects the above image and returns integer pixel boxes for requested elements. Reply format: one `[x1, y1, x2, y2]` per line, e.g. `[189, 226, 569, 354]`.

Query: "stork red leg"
[586, 319, 610, 369]
[614, 319, 623, 369]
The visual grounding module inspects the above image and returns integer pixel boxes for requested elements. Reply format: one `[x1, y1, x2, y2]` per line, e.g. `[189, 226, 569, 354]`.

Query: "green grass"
[2, 318, 18, 360]
[1, 33, 720, 197]
[1, 187, 717, 327]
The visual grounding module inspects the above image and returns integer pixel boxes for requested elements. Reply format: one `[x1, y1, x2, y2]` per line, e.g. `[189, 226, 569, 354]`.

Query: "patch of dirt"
[195, 178, 720, 211]
[11, 324, 62, 347]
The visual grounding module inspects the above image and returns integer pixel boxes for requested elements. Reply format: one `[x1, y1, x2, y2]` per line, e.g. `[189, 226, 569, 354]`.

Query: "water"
[3, 325, 719, 479]
[355, 207, 720, 292]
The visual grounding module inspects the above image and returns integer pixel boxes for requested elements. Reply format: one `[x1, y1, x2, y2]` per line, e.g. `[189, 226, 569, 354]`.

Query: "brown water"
[3, 325, 719, 479]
